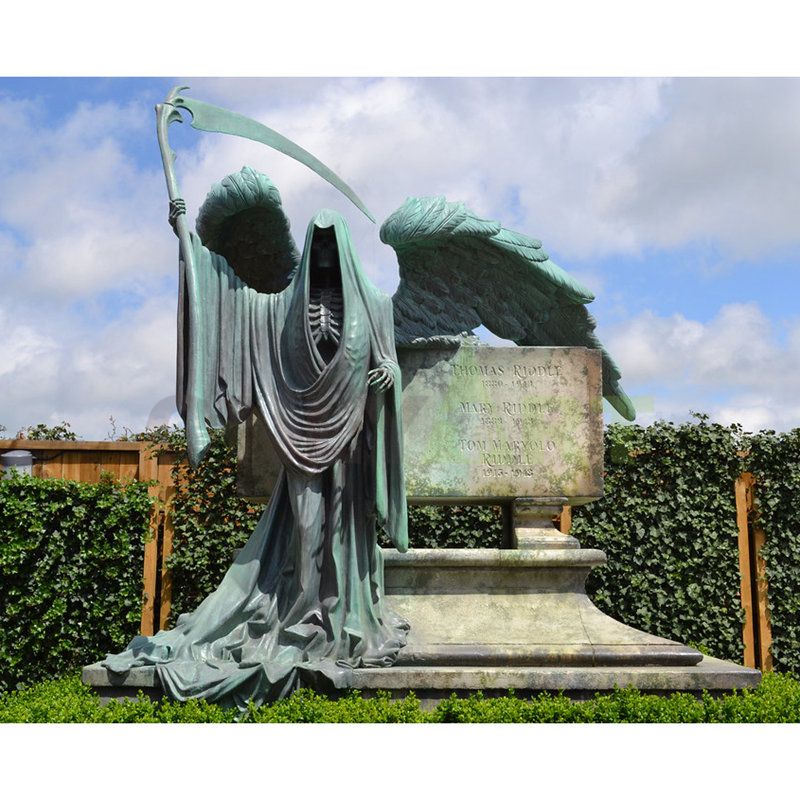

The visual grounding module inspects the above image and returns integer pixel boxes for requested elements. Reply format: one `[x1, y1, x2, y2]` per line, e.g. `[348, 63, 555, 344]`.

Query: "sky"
[1, 75, 799, 439]
[0, 2, 799, 441]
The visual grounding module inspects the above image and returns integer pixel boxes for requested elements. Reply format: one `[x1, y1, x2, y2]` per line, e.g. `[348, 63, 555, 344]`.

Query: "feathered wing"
[380, 196, 636, 421]
[179, 167, 301, 464]
[195, 166, 300, 294]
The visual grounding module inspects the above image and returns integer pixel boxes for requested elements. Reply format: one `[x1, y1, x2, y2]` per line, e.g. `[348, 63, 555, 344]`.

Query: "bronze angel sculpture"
[101, 89, 634, 710]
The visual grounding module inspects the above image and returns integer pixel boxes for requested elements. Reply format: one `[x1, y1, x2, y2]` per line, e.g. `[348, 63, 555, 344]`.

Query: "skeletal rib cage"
[308, 288, 344, 344]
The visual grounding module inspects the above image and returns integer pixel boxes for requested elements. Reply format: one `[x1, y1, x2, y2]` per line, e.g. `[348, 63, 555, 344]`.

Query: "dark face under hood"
[309, 225, 343, 291]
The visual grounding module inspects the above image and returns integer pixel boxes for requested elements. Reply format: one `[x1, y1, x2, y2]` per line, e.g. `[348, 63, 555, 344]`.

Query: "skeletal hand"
[169, 198, 186, 234]
[367, 365, 394, 393]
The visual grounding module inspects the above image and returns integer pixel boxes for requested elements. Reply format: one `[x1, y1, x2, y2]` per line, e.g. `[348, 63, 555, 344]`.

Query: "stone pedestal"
[512, 497, 579, 549]
[82, 546, 760, 705]
[385, 548, 702, 667]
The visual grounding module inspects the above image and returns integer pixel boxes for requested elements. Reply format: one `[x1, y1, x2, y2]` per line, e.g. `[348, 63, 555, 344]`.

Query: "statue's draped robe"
[103, 210, 409, 709]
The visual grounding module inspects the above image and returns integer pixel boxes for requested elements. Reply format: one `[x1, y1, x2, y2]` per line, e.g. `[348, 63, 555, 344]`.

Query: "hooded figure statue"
[103, 171, 409, 709]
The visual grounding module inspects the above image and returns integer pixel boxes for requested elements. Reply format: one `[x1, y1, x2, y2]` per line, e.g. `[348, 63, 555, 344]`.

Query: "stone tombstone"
[236, 344, 603, 506]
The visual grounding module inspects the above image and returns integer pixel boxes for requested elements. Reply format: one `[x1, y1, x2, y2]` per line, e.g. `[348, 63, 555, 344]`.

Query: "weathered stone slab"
[237, 345, 604, 503]
[348, 659, 761, 706]
[82, 658, 760, 708]
[382, 548, 702, 667]
[81, 544, 760, 705]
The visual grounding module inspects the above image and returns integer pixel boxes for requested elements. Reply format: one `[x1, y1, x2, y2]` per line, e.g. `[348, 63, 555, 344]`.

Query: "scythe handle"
[155, 89, 210, 465]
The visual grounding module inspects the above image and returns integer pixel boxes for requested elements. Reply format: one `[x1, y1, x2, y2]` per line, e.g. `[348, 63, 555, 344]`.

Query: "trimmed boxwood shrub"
[0, 473, 152, 692]
[1, 672, 798, 723]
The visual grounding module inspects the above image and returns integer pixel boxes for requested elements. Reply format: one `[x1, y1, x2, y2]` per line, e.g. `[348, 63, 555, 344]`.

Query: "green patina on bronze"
[99, 87, 637, 709]
[102, 94, 408, 710]
[381, 196, 635, 421]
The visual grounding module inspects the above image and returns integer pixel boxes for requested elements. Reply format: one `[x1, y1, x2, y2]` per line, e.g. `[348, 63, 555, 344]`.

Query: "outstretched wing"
[195, 166, 300, 294]
[380, 196, 635, 421]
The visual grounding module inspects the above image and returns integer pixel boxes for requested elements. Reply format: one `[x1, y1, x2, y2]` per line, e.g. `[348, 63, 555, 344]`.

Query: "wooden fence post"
[734, 471, 774, 672]
[734, 473, 757, 668]
[155, 451, 179, 631]
[559, 505, 572, 534]
[158, 485, 176, 632]
[751, 498, 774, 672]
[138, 445, 161, 637]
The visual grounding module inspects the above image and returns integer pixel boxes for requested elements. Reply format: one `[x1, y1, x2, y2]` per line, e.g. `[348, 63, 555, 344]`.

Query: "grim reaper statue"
[102, 89, 634, 709]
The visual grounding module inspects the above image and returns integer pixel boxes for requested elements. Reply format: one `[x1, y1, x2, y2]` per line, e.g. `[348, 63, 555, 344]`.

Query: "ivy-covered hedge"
[3, 416, 799, 690]
[163, 431, 263, 623]
[746, 429, 800, 675]
[2, 672, 799, 723]
[0, 474, 152, 692]
[572, 417, 747, 664]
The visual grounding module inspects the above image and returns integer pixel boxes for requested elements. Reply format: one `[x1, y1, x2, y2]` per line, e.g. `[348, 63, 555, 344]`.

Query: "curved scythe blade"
[170, 91, 376, 224]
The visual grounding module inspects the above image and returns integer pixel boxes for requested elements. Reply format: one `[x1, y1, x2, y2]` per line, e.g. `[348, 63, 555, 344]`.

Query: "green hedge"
[571, 419, 800, 675]
[3, 417, 799, 690]
[572, 417, 747, 663]
[745, 429, 800, 675]
[162, 431, 262, 623]
[1, 672, 798, 723]
[0, 474, 152, 693]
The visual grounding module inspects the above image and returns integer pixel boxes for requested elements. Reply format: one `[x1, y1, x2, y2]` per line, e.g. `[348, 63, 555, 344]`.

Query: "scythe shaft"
[156, 87, 210, 465]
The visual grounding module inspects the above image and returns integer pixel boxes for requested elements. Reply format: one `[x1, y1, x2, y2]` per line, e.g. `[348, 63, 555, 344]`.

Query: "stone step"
[81, 658, 760, 708]
[382, 548, 703, 667]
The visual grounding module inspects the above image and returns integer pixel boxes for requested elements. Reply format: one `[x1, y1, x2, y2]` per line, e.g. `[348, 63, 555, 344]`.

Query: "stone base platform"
[83, 547, 760, 707]
[383, 548, 704, 667]
[82, 657, 759, 708]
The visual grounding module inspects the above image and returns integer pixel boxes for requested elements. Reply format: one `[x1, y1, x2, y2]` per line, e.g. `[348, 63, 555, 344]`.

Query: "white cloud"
[0, 96, 172, 304]
[3, 78, 800, 440]
[0, 295, 176, 439]
[159, 77, 673, 293]
[0, 307, 61, 387]
[606, 303, 800, 431]
[164, 77, 800, 272]
[599, 79, 800, 259]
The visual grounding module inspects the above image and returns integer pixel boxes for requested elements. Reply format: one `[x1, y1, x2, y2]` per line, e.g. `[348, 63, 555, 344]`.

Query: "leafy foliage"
[21, 421, 78, 441]
[745, 429, 800, 675]
[573, 415, 748, 663]
[3, 414, 800, 693]
[2, 672, 799, 723]
[382, 504, 505, 549]
[428, 672, 800, 723]
[0, 474, 152, 692]
[162, 428, 263, 623]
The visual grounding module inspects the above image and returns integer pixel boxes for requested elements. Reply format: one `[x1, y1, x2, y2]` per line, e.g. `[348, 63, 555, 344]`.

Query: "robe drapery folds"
[102, 195, 409, 708]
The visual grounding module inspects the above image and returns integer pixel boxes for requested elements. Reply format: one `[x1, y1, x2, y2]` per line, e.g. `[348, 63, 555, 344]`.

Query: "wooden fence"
[0, 439, 177, 637]
[1, 439, 774, 671]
